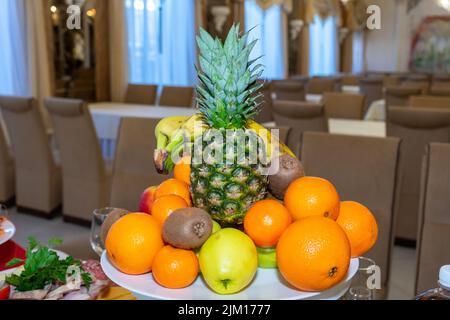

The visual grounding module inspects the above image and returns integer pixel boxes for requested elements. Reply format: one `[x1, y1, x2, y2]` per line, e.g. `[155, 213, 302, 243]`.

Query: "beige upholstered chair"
[306, 77, 337, 94]
[110, 118, 168, 211]
[45, 98, 111, 224]
[124, 84, 158, 105]
[265, 126, 290, 145]
[341, 74, 362, 86]
[254, 80, 274, 124]
[0, 96, 62, 216]
[360, 77, 383, 114]
[159, 86, 195, 107]
[410, 96, 450, 109]
[271, 80, 305, 101]
[384, 86, 422, 108]
[402, 80, 430, 95]
[415, 142, 450, 294]
[301, 132, 401, 297]
[387, 107, 450, 244]
[383, 75, 401, 87]
[429, 86, 450, 97]
[323, 92, 365, 120]
[0, 123, 15, 206]
[272, 100, 327, 158]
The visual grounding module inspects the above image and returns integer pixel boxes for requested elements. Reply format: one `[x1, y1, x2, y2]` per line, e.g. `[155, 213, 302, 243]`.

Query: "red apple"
[139, 186, 158, 214]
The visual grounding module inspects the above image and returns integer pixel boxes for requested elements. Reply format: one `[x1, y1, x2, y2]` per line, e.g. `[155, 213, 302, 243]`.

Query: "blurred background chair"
[254, 80, 274, 124]
[45, 98, 111, 225]
[265, 125, 290, 145]
[124, 84, 158, 105]
[272, 100, 327, 158]
[384, 86, 422, 108]
[159, 86, 195, 107]
[360, 77, 384, 114]
[415, 142, 450, 294]
[271, 80, 305, 101]
[0, 122, 15, 206]
[410, 96, 450, 110]
[429, 86, 450, 97]
[0, 96, 61, 217]
[383, 75, 401, 87]
[341, 74, 362, 86]
[109, 117, 168, 211]
[387, 107, 450, 245]
[323, 92, 365, 120]
[306, 77, 337, 94]
[301, 132, 401, 298]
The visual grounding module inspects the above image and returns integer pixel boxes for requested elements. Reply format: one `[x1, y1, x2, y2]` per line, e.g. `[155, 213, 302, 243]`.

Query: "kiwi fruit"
[100, 208, 130, 244]
[163, 208, 213, 250]
[269, 154, 305, 200]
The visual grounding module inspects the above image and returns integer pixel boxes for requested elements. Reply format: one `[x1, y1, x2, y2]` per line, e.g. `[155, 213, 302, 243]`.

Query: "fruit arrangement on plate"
[103, 25, 378, 298]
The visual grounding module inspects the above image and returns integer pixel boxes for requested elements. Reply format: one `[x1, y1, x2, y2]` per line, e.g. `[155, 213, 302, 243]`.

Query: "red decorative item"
[0, 241, 26, 272]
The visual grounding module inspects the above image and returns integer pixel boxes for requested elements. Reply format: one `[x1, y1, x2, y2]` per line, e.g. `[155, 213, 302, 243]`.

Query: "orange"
[151, 195, 188, 226]
[336, 201, 378, 258]
[174, 156, 191, 186]
[152, 245, 199, 289]
[244, 200, 292, 248]
[284, 177, 340, 221]
[277, 216, 351, 292]
[105, 213, 164, 275]
[155, 178, 192, 206]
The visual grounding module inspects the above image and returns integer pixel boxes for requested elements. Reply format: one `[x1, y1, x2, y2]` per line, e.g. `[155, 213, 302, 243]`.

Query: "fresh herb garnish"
[5, 237, 92, 292]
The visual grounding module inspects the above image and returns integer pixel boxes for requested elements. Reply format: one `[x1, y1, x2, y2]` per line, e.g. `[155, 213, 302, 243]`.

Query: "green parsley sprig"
[5, 237, 92, 292]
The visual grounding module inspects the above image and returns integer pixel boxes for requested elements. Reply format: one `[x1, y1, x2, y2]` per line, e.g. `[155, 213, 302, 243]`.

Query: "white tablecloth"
[365, 99, 386, 121]
[89, 103, 197, 158]
[342, 85, 360, 94]
[263, 119, 386, 138]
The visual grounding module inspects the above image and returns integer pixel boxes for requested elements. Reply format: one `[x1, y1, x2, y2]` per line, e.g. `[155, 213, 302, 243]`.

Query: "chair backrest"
[44, 98, 105, 181]
[359, 77, 383, 113]
[124, 84, 158, 105]
[387, 107, 450, 242]
[0, 121, 14, 202]
[410, 95, 450, 110]
[341, 75, 362, 86]
[384, 86, 423, 108]
[416, 142, 450, 294]
[429, 86, 450, 97]
[301, 132, 401, 290]
[272, 100, 327, 158]
[110, 117, 168, 211]
[267, 126, 290, 145]
[306, 77, 337, 94]
[254, 80, 274, 124]
[159, 86, 195, 107]
[383, 75, 401, 87]
[0, 96, 56, 174]
[402, 80, 430, 95]
[323, 92, 365, 120]
[271, 80, 305, 101]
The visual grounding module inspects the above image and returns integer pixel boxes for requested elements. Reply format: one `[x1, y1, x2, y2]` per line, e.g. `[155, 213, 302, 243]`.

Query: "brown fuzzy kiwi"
[269, 154, 305, 200]
[162, 208, 213, 249]
[100, 208, 130, 244]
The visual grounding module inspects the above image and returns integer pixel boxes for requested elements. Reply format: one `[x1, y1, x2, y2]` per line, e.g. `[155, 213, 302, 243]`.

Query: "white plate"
[0, 221, 15, 246]
[101, 252, 359, 300]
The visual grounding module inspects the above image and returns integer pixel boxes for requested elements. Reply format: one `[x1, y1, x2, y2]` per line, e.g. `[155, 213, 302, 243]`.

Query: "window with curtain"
[0, 0, 29, 96]
[309, 15, 338, 76]
[352, 31, 364, 73]
[125, 0, 196, 86]
[244, 0, 286, 79]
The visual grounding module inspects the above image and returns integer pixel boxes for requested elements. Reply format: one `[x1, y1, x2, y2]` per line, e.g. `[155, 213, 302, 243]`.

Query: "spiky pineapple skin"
[190, 129, 268, 225]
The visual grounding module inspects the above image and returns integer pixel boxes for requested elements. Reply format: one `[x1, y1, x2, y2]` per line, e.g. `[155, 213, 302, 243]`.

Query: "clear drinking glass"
[0, 204, 8, 223]
[344, 257, 377, 300]
[90, 208, 115, 257]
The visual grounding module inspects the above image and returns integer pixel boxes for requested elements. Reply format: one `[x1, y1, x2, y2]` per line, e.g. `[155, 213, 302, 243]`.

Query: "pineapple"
[190, 24, 268, 226]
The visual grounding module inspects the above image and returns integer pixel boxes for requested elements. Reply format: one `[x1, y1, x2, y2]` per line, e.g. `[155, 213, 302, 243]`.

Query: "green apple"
[212, 221, 221, 234]
[199, 228, 258, 295]
[257, 247, 277, 269]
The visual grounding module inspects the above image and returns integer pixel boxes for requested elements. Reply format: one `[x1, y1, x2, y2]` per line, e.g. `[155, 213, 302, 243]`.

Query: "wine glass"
[90, 208, 114, 257]
[343, 257, 378, 300]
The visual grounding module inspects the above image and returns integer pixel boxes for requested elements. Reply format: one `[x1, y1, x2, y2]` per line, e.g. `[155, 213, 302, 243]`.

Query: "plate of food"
[0, 237, 111, 300]
[0, 218, 15, 246]
[101, 252, 359, 300]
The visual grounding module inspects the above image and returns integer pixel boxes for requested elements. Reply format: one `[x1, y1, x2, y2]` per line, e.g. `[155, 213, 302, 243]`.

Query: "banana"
[155, 116, 191, 150]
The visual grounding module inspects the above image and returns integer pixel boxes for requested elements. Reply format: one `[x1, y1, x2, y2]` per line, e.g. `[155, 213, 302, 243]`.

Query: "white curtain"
[0, 0, 29, 96]
[309, 15, 338, 76]
[245, 0, 286, 80]
[352, 31, 364, 74]
[126, 0, 197, 86]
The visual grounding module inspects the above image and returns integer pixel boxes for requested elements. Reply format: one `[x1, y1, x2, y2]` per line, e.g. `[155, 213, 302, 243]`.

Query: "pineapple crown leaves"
[196, 24, 264, 130]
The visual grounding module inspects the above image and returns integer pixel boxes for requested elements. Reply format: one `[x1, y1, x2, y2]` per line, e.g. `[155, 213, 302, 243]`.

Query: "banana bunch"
[154, 115, 296, 174]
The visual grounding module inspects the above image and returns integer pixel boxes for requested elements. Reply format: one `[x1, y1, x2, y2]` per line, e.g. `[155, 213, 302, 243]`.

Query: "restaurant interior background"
[0, 0, 450, 301]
